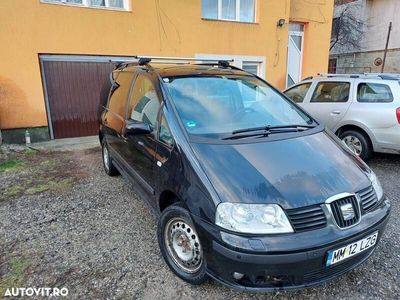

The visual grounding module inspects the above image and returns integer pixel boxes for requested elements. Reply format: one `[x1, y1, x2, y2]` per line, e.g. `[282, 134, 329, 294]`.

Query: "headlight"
[215, 203, 293, 234]
[367, 170, 383, 200]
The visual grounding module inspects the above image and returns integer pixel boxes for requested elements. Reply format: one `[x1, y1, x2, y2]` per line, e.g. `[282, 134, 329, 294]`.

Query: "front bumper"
[192, 197, 391, 292]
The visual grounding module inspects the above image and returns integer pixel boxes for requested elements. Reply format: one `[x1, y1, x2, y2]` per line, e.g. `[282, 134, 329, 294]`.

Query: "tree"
[330, 4, 365, 51]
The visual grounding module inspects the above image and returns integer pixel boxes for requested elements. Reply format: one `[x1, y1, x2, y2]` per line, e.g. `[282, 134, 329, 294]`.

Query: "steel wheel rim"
[164, 217, 203, 273]
[343, 135, 363, 156]
[103, 145, 110, 171]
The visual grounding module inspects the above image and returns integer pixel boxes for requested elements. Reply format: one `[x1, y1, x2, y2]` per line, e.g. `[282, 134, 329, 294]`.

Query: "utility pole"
[381, 22, 392, 73]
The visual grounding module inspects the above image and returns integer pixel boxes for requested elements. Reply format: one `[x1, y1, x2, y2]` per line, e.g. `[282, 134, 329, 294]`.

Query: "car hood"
[190, 131, 371, 209]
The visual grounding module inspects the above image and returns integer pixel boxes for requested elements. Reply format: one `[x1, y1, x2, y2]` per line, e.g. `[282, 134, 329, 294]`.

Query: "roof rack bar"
[113, 56, 236, 70]
[133, 55, 234, 62]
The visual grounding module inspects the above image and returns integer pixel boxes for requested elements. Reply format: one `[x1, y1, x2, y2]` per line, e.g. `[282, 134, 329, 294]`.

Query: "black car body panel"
[190, 131, 371, 209]
[99, 62, 391, 291]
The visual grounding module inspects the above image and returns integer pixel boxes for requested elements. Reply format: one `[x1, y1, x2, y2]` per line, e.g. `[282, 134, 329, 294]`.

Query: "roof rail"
[318, 73, 360, 78]
[316, 73, 400, 81]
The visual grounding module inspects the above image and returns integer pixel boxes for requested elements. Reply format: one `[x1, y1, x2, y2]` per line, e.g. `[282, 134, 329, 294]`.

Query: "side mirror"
[125, 120, 152, 135]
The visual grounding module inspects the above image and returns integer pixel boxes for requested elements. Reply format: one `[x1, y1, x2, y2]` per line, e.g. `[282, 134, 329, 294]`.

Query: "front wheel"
[339, 130, 372, 161]
[157, 204, 208, 285]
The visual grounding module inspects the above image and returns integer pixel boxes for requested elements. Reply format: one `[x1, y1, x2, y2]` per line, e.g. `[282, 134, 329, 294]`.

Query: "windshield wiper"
[232, 124, 316, 135]
[222, 124, 316, 140]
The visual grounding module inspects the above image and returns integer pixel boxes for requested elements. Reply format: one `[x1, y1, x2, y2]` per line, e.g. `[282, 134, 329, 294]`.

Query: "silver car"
[283, 74, 400, 161]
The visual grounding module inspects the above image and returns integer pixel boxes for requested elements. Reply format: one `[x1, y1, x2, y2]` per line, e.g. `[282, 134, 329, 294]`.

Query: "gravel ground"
[0, 146, 399, 299]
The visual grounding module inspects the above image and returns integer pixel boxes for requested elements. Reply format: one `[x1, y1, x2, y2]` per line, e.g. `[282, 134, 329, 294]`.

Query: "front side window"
[164, 75, 313, 138]
[357, 83, 393, 103]
[202, 0, 255, 23]
[128, 74, 160, 128]
[311, 82, 350, 103]
[284, 83, 312, 103]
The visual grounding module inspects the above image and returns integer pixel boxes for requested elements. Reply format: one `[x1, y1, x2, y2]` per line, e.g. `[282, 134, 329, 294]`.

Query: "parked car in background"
[99, 59, 390, 291]
[283, 74, 400, 161]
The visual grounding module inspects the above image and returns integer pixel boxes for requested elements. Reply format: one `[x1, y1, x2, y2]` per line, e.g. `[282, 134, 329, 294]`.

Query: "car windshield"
[163, 75, 314, 138]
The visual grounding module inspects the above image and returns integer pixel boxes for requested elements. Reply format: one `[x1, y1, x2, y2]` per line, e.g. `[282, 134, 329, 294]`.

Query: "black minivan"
[99, 58, 390, 291]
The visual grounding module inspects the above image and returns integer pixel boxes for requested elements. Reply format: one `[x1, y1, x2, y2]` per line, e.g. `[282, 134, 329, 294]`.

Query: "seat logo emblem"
[340, 203, 355, 221]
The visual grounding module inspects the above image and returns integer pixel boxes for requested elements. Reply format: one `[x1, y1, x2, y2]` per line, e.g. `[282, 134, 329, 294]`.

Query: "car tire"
[339, 130, 372, 161]
[157, 204, 208, 285]
[102, 141, 119, 176]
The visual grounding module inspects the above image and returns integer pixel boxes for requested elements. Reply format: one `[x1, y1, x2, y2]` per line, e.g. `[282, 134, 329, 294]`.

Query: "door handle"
[331, 110, 341, 115]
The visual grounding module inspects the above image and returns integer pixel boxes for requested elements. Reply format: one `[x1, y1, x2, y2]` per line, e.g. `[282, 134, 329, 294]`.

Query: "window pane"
[202, 0, 218, 19]
[357, 83, 393, 103]
[240, 0, 255, 22]
[311, 82, 350, 103]
[284, 83, 311, 103]
[289, 23, 304, 32]
[109, 0, 123, 8]
[221, 0, 236, 20]
[89, 0, 105, 7]
[242, 63, 258, 75]
[128, 75, 160, 127]
[66, 0, 82, 3]
[287, 75, 295, 87]
[291, 35, 302, 51]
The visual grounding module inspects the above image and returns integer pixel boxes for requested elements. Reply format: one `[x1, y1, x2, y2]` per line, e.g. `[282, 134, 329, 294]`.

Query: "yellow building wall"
[0, 0, 333, 130]
[290, 0, 334, 80]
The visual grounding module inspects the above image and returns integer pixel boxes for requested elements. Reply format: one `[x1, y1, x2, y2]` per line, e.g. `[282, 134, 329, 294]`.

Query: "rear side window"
[107, 71, 133, 116]
[127, 74, 161, 128]
[357, 83, 393, 103]
[284, 83, 311, 103]
[311, 82, 350, 103]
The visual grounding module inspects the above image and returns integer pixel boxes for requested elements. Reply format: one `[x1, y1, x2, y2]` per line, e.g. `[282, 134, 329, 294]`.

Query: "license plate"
[326, 232, 378, 266]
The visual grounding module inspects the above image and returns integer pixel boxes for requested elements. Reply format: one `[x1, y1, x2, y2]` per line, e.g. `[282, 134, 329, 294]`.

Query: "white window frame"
[195, 53, 266, 79]
[204, 0, 256, 23]
[40, 0, 130, 11]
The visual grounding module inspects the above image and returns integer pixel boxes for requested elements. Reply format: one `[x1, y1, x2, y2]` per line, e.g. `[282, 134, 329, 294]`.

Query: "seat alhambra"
[99, 58, 390, 291]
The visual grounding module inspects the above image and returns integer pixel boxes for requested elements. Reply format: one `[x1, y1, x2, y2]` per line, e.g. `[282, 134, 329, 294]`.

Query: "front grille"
[329, 195, 360, 228]
[286, 205, 327, 232]
[358, 186, 378, 213]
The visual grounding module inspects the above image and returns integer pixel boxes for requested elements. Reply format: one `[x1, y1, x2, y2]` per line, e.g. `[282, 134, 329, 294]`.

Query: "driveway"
[0, 146, 399, 299]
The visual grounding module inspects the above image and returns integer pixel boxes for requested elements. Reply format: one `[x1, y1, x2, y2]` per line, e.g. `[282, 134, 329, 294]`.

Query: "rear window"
[311, 82, 350, 103]
[357, 83, 393, 103]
